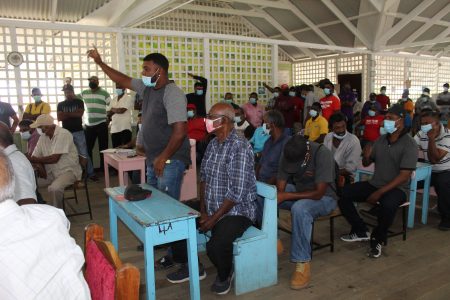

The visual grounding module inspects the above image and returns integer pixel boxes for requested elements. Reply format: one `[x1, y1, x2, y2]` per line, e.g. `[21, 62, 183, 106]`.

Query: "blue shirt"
[258, 133, 290, 183]
[200, 130, 257, 221]
[249, 127, 270, 153]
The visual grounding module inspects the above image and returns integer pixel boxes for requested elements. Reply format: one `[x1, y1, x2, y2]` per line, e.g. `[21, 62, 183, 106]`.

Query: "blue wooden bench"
[197, 181, 278, 295]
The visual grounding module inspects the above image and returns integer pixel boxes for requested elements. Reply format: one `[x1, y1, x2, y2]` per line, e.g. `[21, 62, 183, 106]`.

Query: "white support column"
[116, 31, 126, 72]
[9, 26, 24, 115]
[272, 45, 279, 87]
[203, 38, 211, 112]
[367, 53, 376, 94]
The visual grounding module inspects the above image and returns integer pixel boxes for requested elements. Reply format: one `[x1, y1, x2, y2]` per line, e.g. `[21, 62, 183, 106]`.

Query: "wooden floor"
[46, 175, 450, 300]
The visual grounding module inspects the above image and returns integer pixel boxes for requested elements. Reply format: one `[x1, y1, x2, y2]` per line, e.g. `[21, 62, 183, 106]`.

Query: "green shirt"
[81, 88, 111, 126]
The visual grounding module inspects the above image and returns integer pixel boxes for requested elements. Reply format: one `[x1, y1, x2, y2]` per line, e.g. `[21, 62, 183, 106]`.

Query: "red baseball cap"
[187, 104, 196, 110]
[280, 84, 289, 90]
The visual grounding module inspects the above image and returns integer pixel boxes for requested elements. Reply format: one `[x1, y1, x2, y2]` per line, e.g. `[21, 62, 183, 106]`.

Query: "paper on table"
[101, 148, 135, 154]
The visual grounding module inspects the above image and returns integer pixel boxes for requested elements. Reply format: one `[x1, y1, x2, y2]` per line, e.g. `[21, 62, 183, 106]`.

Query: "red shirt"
[274, 95, 296, 128]
[292, 96, 304, 122]
[362, 115, 384, 141]
[320, 95, 341, 120]
[187, 117, 207, 141]
[376, 94, 390, 110]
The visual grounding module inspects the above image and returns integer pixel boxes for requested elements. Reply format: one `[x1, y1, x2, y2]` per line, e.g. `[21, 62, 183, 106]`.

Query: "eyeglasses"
[205, 114, 231, 120]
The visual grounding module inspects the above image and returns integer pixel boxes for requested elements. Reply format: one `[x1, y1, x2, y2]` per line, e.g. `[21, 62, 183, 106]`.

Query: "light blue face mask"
[273, 92, 279, 97]
[379, 127, 387, 135]
[421, 123, 432, 134]
[116, 88, 124, 96]
[234, 116, 242, 123]
[249, 97, 257, 104]
[187, 110, 194, 118]
[383, 119, 397, 134]
[196, 90, 204, 96]
[309, 110, 318, 117]
[262, 123, 270, 135]
[289, 91, 296, 97]
[323, 88, 331, 95]
[225, 99, 233, 104]
[142, 68, 160, 87]
[368, 110, 376, 117]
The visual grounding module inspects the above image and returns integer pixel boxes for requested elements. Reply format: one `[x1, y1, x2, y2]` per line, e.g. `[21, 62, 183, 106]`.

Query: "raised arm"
[87, 47, 133, 90]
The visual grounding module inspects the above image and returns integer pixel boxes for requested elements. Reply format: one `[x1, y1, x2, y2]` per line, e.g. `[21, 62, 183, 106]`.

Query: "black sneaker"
[340, 231, 370, 242]
[155, 254, 175, 270]
[438, 219, 450, 231]
[367, 238, 382, 258]
[211, 271, 234, 295]
[89, 174, 99, 182]
[166, 263, 206, 284]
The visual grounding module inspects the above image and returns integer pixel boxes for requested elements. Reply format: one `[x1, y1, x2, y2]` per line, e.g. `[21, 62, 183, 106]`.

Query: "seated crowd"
[0, 48, 449, 298]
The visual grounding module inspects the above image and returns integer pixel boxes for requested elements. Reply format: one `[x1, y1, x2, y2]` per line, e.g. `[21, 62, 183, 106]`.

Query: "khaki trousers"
[38, 171, 77, 208]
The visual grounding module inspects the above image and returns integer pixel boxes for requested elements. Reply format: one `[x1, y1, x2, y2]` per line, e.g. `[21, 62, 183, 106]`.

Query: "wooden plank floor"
[44, 175, 450, 300]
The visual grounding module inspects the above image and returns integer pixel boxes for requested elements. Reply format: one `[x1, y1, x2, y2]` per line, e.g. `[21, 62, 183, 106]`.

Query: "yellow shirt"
[305, 115, 328, 142]
[24, 102, 51, 117]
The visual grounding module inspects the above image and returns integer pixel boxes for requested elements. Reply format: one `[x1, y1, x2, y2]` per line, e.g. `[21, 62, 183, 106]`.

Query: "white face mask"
[262, 123, 270, 135]
[444, 87, 449, 92]
[21, 131, 31, 140]
[36, 128, 43, 136]
[138, 124, 142, 131]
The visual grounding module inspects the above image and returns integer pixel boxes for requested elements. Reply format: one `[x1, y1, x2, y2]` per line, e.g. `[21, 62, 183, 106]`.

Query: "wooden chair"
[197, 181, 278, 295]
[84, 223, 140, 300]
[62, 155, 93, 219]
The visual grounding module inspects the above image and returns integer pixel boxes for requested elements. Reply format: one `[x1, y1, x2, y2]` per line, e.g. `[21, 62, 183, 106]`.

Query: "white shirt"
[235, 120, 250, 139]
[323, 131, 362, 173]
[0, 200, 91, 299]
[32, 126, 82, 180]
[415, 125, 450, 172]
[108, 95, 133, 133]
[4, 144, 36, 202]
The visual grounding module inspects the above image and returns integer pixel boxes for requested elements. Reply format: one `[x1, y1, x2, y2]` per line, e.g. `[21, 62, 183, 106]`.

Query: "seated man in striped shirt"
[415, 110, 450, 231]
[81, 75, 111, 171]
[167, 103, 257, 295]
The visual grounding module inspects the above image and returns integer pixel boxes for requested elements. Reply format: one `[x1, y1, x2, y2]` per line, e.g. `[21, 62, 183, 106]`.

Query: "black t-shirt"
[186, 93, 206, 117]
[57, 99, 84, 132]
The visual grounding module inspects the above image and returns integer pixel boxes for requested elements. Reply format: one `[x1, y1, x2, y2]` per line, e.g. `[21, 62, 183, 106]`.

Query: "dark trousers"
[172, 202, 252, 281]
[346, 118, 354, 133]
[111, 129, 132, 148]
[338, 181, 406, 243]
[419, 171, 450, 220]
[85, 122, 109, 170]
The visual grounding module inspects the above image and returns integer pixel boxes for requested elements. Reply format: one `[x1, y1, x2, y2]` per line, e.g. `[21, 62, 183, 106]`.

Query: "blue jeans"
[72, 130, 94, 177]
[146, 159, 186, 200]
[259, 184, 336, 262]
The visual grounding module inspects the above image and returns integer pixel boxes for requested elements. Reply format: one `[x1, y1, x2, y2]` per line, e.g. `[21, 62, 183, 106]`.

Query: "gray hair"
[0, 150, 14, 203]
[264, 110, 285, 128]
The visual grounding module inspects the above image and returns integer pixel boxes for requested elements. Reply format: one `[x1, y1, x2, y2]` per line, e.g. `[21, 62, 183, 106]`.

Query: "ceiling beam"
[321, 0, 371, 48]
[182, 4, 264, 18]
[268, 11, 378, 39]
[368, 0, 384, 12]
[384, 12, 450, 28]
[253, 7, 316, 58]
[113, 0, 174, 27]
[50, 0, 58, 22]
[400, 4, 450, 46]
[377, 0, 435, 47]
[281, 0, 335, 45]
[382, 36, 450, 51]
[220, 0, 285, 9]
[77, 0, 139, 26]
[435, 45, 450, 58]
[415, 27, 450, 54]
[373, 0, 400, 49]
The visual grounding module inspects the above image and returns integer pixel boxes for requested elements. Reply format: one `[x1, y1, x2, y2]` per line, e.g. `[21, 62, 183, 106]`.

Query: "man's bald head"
[209, 103, 235, 122]
[0, 150, 14, 203]
[0, 122, 13, 148]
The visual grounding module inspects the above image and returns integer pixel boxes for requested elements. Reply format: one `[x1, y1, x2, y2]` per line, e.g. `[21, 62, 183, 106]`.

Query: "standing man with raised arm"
[87, 48, 190, 265]
[186, 73, 208, 117]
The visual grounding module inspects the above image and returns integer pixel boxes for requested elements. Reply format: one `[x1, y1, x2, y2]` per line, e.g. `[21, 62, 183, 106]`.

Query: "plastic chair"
[62, 155, 93, 219]
[84, 224, 140, 300]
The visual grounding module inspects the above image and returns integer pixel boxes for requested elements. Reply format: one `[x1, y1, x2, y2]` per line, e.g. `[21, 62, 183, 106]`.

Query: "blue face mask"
[289, 91, 296, 97]
[225, 99, 233, 104]
[323, 88, 331, 95]
[187, 110, 194, 118]
[196, 89, 204, 96]
[368, 110, 376, 117]
[273, 92, 279, 97]
[309, 110, 318, 118]
[383, 119, 397, 134]
[421, 123, 432, 134]
[249, 97, 257, 104]
[379, 127, 387, 135]
[142, 68, 160, 87]
[116, 89, 124, 96]
[234, 116, 242, 123]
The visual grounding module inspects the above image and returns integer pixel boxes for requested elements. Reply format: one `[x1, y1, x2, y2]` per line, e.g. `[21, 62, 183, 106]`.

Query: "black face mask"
[89, 82, 98, 89]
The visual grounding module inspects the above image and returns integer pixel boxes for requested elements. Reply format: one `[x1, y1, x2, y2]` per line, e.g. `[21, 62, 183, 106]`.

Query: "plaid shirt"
[200, 130, 257, 221]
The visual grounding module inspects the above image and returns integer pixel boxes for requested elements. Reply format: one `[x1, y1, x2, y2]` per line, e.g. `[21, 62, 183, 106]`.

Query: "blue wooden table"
[105, 185, 201, 300]
[355, 161, 432, 228]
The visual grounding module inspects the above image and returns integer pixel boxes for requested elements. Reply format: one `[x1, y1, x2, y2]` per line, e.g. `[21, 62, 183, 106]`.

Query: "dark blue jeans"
[146, 159, 186, 200]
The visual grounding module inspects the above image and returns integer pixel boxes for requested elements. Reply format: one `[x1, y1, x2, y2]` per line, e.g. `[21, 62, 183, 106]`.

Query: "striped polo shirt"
[81, 88, 111, 126]
[415, 125, 450, 172]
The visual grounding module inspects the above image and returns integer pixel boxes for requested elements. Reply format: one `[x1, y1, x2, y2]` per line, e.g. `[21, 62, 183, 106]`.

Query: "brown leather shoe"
[290, 262, 311, 290]
[277, 239, 284, 255]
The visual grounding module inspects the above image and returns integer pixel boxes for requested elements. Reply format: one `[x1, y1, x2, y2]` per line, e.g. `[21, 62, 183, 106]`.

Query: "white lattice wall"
[373, 55, 405, 101]
[0, 26, 115, 117]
